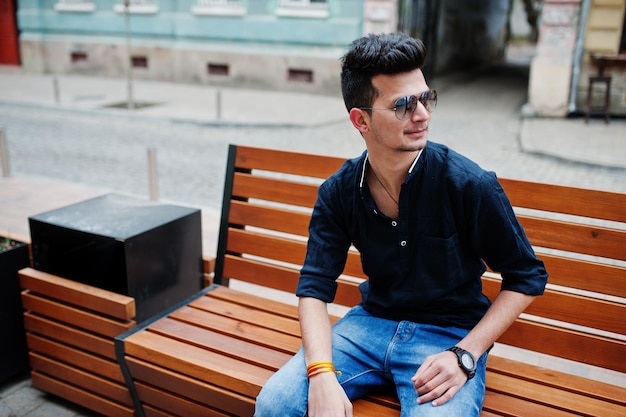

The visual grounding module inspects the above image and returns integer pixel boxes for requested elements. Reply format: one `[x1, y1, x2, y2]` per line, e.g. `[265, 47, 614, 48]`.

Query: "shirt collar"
[359, 148, 424, 189]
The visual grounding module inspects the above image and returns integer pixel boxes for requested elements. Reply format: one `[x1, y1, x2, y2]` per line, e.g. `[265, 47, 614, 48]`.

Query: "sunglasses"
[360, 89, 437, 120]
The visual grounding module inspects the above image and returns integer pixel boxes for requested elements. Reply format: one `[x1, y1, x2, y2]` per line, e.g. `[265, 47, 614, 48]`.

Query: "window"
[191, 0, 246, 16]
[276, 0, 329, 19]
[113, 0, 159, 14]
[54, 0, 96, 13]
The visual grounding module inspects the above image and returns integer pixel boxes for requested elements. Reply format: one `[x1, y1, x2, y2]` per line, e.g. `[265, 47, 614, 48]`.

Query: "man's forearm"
[298, 296, 334, 364]
[457, 290, 537, 359]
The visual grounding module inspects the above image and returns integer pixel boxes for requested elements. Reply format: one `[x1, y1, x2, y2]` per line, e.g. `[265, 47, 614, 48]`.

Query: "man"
[255, 32, 547, 417]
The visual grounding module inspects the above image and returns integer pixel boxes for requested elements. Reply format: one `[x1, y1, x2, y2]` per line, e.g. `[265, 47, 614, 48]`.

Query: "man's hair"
[340, 32, 427, 112]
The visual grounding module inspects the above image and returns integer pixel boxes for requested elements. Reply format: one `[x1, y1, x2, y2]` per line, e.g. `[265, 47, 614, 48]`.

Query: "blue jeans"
[255, 306, 487, 417]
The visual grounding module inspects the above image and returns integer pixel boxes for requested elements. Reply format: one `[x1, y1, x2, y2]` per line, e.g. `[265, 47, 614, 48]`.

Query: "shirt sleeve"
[296, 177, 352, 303]
[468, 172, 548, 295]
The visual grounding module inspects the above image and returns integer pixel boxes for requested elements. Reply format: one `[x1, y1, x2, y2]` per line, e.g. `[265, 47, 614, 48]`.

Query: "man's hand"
[411, 350, 468, 407]
[308, 372, 353, 417]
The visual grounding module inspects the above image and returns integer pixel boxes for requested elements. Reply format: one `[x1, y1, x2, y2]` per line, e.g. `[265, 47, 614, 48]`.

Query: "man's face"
[360, 68, 432, 154]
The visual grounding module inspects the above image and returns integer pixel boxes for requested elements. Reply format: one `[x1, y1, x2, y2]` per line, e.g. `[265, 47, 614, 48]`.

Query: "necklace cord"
[369, 166, 399, 207]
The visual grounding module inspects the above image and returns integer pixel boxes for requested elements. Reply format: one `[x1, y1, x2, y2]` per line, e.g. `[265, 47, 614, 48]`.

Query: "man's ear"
[349, 108, 369, 134]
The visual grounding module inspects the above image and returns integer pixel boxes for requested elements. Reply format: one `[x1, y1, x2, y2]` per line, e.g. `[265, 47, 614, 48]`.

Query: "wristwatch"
[447, 346, 477, 380]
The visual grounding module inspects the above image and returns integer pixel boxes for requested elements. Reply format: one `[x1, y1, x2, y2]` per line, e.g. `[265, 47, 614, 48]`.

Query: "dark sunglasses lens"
[421, 90, 437, 112]
[395, 96, 418, 120]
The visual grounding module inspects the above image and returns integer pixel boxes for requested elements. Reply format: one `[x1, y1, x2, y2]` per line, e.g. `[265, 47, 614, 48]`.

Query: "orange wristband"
[306, 361, 341, 378]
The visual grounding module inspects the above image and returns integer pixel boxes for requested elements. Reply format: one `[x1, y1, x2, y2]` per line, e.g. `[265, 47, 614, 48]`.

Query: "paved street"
[1, 65, 624, 219]
[1, 53, 625, 417]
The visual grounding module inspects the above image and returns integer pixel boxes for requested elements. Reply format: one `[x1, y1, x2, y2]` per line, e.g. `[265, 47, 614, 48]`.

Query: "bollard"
[216, 90, 222, 121]
[0, 128, 10, 178]
[147, 147, 158, 201]
[53, 76, 60, 103]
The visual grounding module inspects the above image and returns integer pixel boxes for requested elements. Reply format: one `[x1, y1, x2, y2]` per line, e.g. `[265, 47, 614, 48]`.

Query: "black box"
[29, 194, 203, 322]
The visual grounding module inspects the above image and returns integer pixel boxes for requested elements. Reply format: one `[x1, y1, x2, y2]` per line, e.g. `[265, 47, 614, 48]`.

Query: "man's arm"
[412, 290, 536, 406]
[299, 296, 353, 416]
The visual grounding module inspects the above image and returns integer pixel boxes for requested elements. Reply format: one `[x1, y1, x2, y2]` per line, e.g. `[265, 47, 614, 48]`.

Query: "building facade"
[528, 0, 626, 117]
[16, 0, 395, 94]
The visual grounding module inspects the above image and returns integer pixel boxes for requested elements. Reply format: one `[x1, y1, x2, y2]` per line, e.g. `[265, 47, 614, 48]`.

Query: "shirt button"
[391, 221, 398, 227]
[400, 240, 407, 247]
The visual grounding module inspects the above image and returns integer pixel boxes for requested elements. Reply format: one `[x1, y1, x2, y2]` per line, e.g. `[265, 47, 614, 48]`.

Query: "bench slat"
[227, 227, 307, 268]
[486, 372, 626, 417]
[482, 389, 580, 417]
[19, 267, 135, 320]
[125, 357, 256, 416]
[149, 317, 292, 370]
[483, 277, 626, 335]
[518, 216, 626, 261]
[23, 312, 116, 360]
[124, 330, 273, 398]
[27, 333, 125, 383]
[135, 382, 233, 417]
[497, 319, 626, 373]
[29, 353, 133, 406]
[229, 200, 311, 237]
[22, 292, 136, 337]
[233, 171, 320, 207]
[500, 178, 626, 223]
[235, 145, 345, 179]
[488, 356, 626, 407]
[169, 304, 301, 354]
[539, 253, 626, 298]
[208, 284, 300, 320]
[222, 255, 363, 307]
[189, 294, 301, 336]
[31, 372, 135, 417]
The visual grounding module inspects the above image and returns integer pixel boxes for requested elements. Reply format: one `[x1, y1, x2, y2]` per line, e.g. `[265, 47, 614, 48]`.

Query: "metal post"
[53, 76, 60, 103]
[124, 0, 135, 110]
[0, 128, 10, 178]
[216, 90, 222, 121]
[147, 147, 158, 201]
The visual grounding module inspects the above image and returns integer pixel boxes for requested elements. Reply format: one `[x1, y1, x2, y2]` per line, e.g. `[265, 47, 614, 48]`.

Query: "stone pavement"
[1, 58, 625, 416]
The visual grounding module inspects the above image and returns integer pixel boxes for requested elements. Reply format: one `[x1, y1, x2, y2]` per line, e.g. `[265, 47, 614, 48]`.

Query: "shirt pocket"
[413, 232, 464, 300]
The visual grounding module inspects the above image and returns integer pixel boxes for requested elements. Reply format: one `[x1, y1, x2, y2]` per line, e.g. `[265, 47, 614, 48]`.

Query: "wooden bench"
[114, 144, 626, 416]
[19, 267, 137, 416]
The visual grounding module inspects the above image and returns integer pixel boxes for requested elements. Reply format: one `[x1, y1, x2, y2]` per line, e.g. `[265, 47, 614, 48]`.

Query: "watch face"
[461, 353, 475, 369]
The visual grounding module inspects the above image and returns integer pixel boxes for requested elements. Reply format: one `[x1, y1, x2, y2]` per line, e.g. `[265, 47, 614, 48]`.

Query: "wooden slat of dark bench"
[149, 317, 292, 370]
[229, 200, 311, 237]
[227, 227, 307, 267]
[496, 318, 626, 373]
[21, 292, 136, 337]
[123, 330, 273, 398]
[31, 371, 135, 417]
[482, 389, 580, 417]
[539, 253, 626, 298]
[19, 267, 136, 321]
[235, 145, 345, 179]
[500, 178, 626, 223]
[29, 353, 133, 406]
[134, 382, 233, 417]
[518, 215, 626, 261]
[125, 357, 255, 416]
[23, 312, 116, 360]
[169, 304, 301, 354]
[233, 171, 320, 207]
[483, 277, 626, 335]
[222, 255, 363, 306]
[208, 284, 300, 319]
[27, 333, 126, 383]
[486, 372, 626, 417]
[190, 295, 301, 336]
[488, 356, 626, 407]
